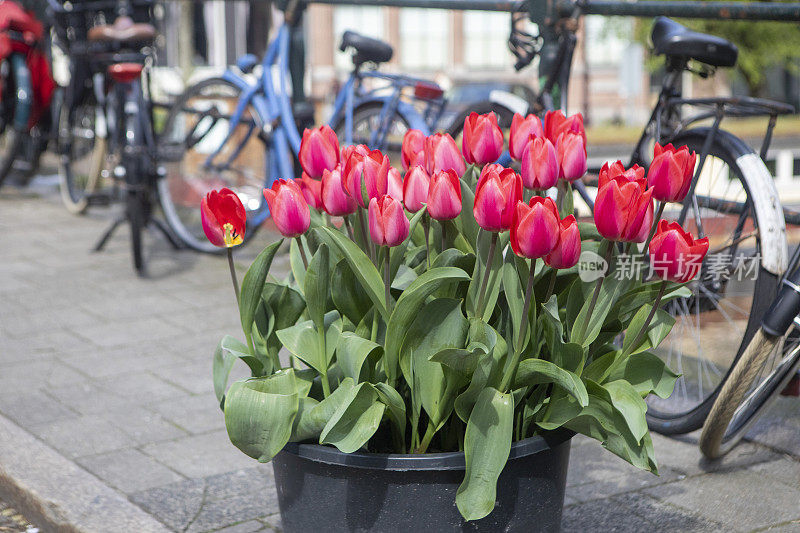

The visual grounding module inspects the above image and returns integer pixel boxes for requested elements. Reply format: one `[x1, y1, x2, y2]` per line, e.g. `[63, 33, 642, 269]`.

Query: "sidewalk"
[0, 177, 799, 532]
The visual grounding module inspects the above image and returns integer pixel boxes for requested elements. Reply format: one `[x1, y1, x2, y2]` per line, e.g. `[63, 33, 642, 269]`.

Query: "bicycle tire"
[123, 82, 149, 275]
[331, 101, 412, 167]
[59, 97, 106, 214]
[645, 129, 784, 435]
[159, 76, 266, 253]
[0, 128, 26, 189]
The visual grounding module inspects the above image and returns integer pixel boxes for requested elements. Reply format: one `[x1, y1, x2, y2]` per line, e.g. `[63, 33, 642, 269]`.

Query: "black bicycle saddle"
[340, 31, 393, 65]
[651, 17, 738, 68]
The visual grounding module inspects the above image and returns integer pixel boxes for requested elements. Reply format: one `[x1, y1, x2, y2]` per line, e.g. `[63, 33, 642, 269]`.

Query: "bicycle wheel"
[159, 77, 267, 253]
[445, 100, 516, 148]
[645, 129, 784, 434]
[332, 101, 411, 169]
[123, 86, 149, 275]
[0, 57, 27, 190]
[59, 97, 106, 214]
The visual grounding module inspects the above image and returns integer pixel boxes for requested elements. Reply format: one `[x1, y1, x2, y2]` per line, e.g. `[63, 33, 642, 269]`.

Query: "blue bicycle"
[159, 4, 446, 253]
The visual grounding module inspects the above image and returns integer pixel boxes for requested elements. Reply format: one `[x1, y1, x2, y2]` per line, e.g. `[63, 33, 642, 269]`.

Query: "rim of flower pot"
[281, 429, 574, 471]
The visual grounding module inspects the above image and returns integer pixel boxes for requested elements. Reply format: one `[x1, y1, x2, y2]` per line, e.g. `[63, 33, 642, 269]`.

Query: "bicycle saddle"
[651, 17, 737, 68]
[340, 31, 393, 65]
[87, 16, 156, 44]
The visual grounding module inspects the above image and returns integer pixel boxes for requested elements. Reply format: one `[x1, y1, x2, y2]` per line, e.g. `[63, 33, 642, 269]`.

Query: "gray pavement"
[1, 176, 799, 532]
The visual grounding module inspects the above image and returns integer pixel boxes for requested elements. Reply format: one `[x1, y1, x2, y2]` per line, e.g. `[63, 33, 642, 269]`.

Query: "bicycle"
[48, 0, 180, 274]
[159, 0, 448, 253]
[0, 0, 56, 190]
[470, 2, 800, 447]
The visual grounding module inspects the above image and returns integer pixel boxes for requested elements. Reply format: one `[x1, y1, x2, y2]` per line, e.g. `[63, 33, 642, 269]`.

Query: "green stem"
[423, 214, 431, 270]
[318, 329, 330, 398]
[544, 268, 557, 303]
[475, 231, 498, 318]
[384, 247, 392, 314]
[556, 180, 566, 215]
[357, 207, 374, 263]
[574, 241, 613, 343]
[370, 308, 379, 343]
[500, 259, 536, 392]
[343, 215, 355, 241]
[416, 419, 437, 453]
[441, 220, 447, 252]
[621, 281, 667, 359]
[642, 201, 666, 258]
[295, 236, 309, 269]
[227, 248, 240, 306]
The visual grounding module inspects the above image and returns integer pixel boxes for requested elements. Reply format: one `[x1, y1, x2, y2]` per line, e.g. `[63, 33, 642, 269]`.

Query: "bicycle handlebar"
[47, 0, 154, 15]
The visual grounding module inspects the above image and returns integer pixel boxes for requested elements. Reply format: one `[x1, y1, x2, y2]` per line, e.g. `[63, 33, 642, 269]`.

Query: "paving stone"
[0, 358, 88, 393]
[71, 316, 181, 348]
[205, 466, 276, 505]
[0, 389, 76, 427]
[212, 520, 269, 533]
[157, 360, 219, 395]
[747, 456, 800, 491]
[61, 348, 186, 379]
[101, 406, 188, 445]
[77, 448, 185, 494]
[260, 513, 282, 532]
[186, 493, 273, 533]
[142, 430, 256, 479]
[146, 393, 225, 435]
[131, 478, 206, 531]
[46, 381, 130, 414]
[98, 371, 189, 401]
[27, 415, 134, 459]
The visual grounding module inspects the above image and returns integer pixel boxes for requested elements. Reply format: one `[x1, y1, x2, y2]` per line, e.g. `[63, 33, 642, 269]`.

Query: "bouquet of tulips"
[206, 110, 708, 520]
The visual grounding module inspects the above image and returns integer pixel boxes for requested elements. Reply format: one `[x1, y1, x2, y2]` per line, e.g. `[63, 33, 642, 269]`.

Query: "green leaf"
[337, 332, 382, 382]
[289, 237, 308, 291]
[320, 383, 386, 453]
[239, 241, 282, 347]
[513, 359, 589, 407]
[467, 230, 506, 320]
[622, 305, 676, 356]
[331, 259, 372, 325]
[570, 275, 625, 347]
[385, 267, 470, 384]
[304, 243, 330, 330]
[607, 351, 679, 399]
[456, 387, 514, 521]
[452, 179, 479, 252]
[291, 378, 355, 442]
[213, 339, 236, 403]
[276, 320, 325, 373]
[604, 380, 649, 443]
[375, 382, 407, 438]
[318, 226, 388, 320]
[224, 370, 300, 462]
[502, 261, 526, 351]
[577, 222, 602, 241]
[429, 346, 484, 376]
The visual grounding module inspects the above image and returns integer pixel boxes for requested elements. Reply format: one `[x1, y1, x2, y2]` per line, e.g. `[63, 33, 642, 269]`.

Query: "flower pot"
[272, 430, 572, 533]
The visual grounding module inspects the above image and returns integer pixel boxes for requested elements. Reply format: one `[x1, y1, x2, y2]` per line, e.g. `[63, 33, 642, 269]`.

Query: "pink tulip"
[521, 136, 558, 190]
[594, 168, 654, 243]
[263, 179, 310, 238]
[369, 194, 410, 247]
[297, 173, 323, 211]
[510, 196, 560, 259]
[545, 215, 581, 269]
[320, 165, 356, 216]
[648, 143, 697, 203]
[473, 165, 522, 232]
[557, 131, 587, 182]
[462, 112, 504, 166]
[388, 167, 404, 202]
[599, 160, 645, 185]
[544, 110, 586, 145]
[201, 188, 246, 248]
[342, 148, 391, 208]
[427, 169, 462, 221]
[403, 165, 430, 213]
[509, 113, 543, 161]
[299, 125, 339, 179]
[341, 143, 370, 162]
[649, 220, 709, 283]
[424, 133, 466, 176]
[401, 129, 426, 171]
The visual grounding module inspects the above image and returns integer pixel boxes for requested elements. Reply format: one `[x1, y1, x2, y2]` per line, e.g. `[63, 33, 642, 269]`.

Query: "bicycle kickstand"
[94, 215, 127, 252]
[149, 217, 183, 250]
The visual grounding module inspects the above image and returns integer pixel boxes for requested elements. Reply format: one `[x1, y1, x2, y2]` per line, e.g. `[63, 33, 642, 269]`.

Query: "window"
[333, 6, 385, 71]
[399, 9, 450, 71]
[463, 12, 509, 69]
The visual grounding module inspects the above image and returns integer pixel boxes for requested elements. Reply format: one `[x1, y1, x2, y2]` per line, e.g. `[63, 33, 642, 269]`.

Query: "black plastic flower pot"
[272, 430, 572, 533]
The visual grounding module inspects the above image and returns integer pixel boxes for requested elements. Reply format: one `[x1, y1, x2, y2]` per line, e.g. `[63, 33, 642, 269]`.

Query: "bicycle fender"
[488, 90, 529, 116]
[10, 53, 32, 131]
[675, 128, 788, 276]
[354, 96, 429, 133]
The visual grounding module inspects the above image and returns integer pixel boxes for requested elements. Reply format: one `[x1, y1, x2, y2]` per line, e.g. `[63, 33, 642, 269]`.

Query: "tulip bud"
[342, 148, 391, 208]
[299, 125, 339, 179]
[368, 194, 410, 247]
[321, 165, 356, 217]
[341, 143, 370, 162]
[401, 129, 426, 171]
[599, 160, 645, 186]
[403, 165, 430, 213]
[594, 170, 654, 243]
[649, 220, 709, 283]
[510, 196, 560, 259]
[297, 173, 323, 211]
[544, 110, 586, 145]
[427, 169, 462, 221]
[424, 133, 466, 176]
[557, 131, 587, 182]
[201, 188, 246, 248]
[545, 215, 581, 269]
[462, 112, 504, 166]
[263, 179, 311, 238]
[474, 165, 522, 232]
[520, 136, 558, 190]
[388, 167, 404, 202]
[648, 143, 697, 203]
[510, 113, 543, 161]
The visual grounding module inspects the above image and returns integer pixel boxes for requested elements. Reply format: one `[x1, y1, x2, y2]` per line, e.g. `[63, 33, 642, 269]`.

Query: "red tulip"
[263, 179, 310, 238]
[297, 173, 323, 211]
[368, 194, 410, 247]
[341, 143, 370, 162]
[648, 143, 697, 203]
[342, 148, 391, 208]
[388, 167, 404, 202]
[544, 110, 586, 145]
[557, 131, 587, 182]
[474, 165, 522, 232]
[521, 136, 558, 190]
[462, 112, 504, 166]
[545, 215, 581, 269]
[401, 129, 426, 171]
[594, 169, 654, 243]
[510, 196, 560, 259]
[427, 169, 462, 221]
[321, 165, 356, 217]
[424, 133, 466, 176]
[201, 188, 246, 248]
[403, 165, 430, 213]
[649, 220, 709, 283]
[599, 160, 645, 185]
[510, 113, 543, 161]
[299, 125, 339, 179]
